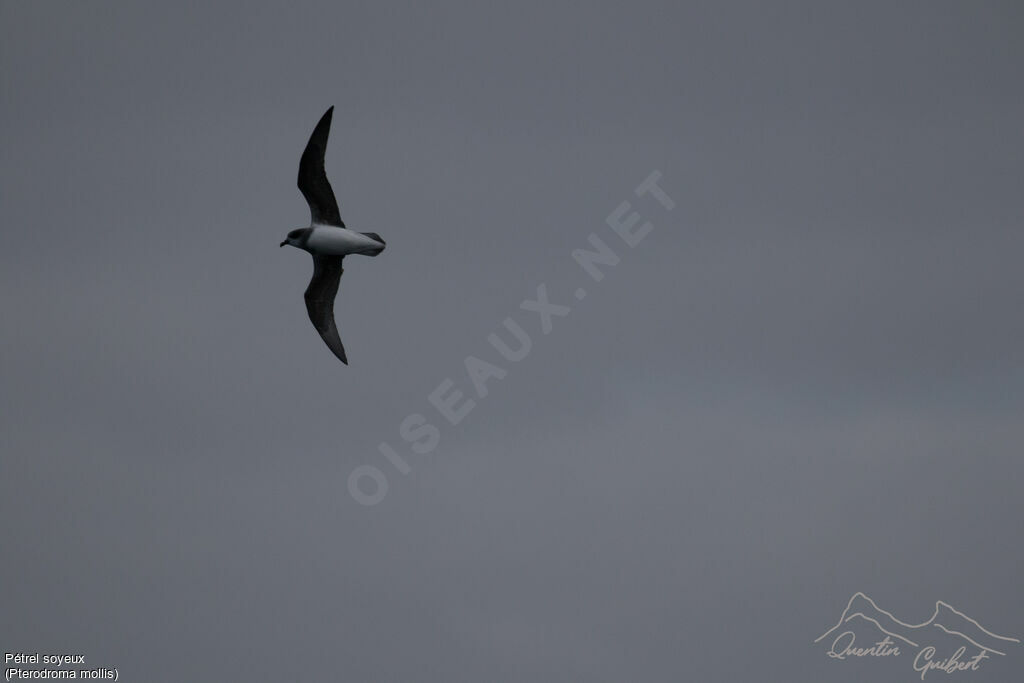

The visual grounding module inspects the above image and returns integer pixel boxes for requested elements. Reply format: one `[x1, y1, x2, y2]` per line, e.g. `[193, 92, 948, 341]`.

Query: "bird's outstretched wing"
[303, 254, 348, 364]
[297, 106, 345, 227]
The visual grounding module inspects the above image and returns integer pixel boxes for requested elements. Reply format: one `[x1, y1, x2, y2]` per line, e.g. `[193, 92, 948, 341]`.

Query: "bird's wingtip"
[314, 106, 334, 128]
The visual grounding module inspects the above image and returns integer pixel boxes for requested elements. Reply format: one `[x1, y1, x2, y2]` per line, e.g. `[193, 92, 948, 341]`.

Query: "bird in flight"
[280, 106, 386, 365]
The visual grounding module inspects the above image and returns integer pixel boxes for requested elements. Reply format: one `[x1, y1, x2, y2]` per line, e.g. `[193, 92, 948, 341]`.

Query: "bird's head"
[280, 228, 308, 249]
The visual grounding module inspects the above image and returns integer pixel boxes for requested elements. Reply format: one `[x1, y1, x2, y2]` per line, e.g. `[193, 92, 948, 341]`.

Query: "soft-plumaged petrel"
[280, 106, 386, 365]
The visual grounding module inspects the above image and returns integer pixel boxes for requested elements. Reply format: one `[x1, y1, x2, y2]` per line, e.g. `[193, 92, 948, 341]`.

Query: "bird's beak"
[279, 240, 287, 247]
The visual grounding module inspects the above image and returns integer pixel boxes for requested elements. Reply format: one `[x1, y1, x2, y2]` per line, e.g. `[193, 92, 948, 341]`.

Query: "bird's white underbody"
[305, 224, 385, 256]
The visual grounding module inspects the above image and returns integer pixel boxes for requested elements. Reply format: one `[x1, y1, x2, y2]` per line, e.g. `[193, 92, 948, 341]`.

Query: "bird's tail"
[360, 232, 386, 256]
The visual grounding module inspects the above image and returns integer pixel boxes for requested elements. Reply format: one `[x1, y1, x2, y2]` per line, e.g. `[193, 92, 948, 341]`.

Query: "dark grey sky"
[2, 1, 1022, 681]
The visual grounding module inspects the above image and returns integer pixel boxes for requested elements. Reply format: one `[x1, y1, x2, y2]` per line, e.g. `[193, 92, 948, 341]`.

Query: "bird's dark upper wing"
[297, 106, 344, 227]
[303, 254, 348, 364]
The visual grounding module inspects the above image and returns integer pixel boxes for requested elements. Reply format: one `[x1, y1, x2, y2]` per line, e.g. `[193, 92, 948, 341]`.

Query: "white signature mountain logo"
[815, 592, 1020, 679]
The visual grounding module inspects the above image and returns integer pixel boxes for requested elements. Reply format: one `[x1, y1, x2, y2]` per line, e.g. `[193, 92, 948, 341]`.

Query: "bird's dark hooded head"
[280, 228, 310, 248]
